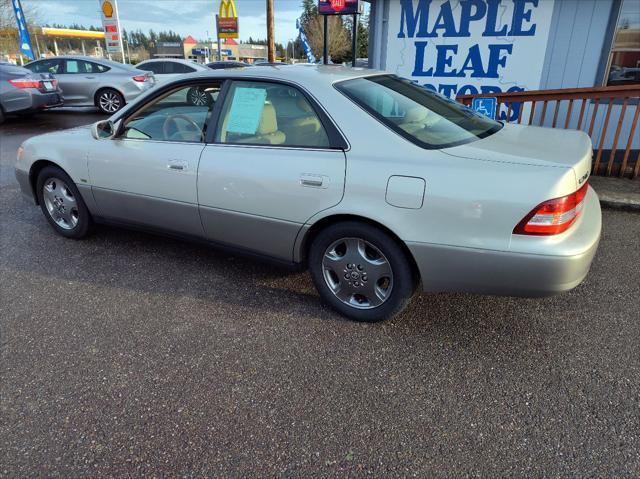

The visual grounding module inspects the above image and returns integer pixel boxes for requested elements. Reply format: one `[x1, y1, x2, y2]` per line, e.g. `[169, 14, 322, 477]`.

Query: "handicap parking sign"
[471, 97, 497, 119]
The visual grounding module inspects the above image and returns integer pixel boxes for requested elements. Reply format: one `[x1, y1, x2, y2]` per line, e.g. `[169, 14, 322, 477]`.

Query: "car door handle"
[167, 160, 188, 171]
[300, 174, 327, 188]
[85, 76, 95, 79]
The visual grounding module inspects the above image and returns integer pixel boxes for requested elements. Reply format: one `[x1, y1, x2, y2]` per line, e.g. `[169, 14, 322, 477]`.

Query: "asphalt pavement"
[1, 110, 639, 477]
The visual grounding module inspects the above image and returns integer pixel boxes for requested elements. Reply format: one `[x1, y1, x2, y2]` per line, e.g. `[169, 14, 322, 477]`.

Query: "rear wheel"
[36, 166, 92, 239]
[308, 222, 415, 322]
[96, 88, 124, 114]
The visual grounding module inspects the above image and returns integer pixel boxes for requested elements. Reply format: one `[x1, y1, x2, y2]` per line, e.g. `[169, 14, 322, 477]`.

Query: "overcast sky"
[22, 0, 305, 44]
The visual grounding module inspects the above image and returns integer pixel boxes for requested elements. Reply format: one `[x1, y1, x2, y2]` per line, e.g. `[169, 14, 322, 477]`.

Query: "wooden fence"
[457, 85, 640, 179]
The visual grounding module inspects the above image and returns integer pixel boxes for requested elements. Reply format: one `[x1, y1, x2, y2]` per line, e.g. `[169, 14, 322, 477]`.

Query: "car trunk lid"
[443, 123, 592, 188]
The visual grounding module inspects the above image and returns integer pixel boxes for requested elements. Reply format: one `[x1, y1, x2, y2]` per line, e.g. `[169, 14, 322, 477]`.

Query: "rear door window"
[138, 62, 164, 74]
[63, 60, 108, 74]
[215, 81, 330, 148]
[26, 59, 62, 74]
[165, 62, 197, 74]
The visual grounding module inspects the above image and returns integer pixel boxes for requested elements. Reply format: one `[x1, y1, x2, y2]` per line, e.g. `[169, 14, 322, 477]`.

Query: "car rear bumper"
[407, 187, 602, 296]
[2, 89, 63, 113]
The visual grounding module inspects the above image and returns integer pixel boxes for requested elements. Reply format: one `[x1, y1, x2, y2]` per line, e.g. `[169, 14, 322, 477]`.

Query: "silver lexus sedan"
[24, 56, 154, 114]
[14, 66, 601, 322]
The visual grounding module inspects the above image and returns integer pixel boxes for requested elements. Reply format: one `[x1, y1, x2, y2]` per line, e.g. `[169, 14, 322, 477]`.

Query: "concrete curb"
[598, 197, 640, 211]
[590, 177, 640, 212]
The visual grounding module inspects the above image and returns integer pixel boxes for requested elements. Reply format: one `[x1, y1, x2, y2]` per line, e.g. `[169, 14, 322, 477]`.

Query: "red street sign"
[318, 0, 360, 15]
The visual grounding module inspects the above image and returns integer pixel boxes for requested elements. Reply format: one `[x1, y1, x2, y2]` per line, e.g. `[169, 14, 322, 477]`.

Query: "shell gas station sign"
[98, 0, 123, 55]
[217, 0, 239, 39]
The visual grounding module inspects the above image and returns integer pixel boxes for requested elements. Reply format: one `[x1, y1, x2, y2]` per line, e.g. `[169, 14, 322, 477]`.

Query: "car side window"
[27, 59, 61, 74]
[216, 81, 330, 148]
[63, 60, 107, 74]
[88, 62, 109, 73]
[121, 82, 222, 143]
[139, 62, 164, 74]
[165, 62, 196, 74]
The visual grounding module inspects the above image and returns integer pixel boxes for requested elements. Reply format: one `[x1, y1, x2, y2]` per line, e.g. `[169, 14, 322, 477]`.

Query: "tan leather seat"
[398, 107, 429, 135]
[281, 97, 325, 146]
[235, 104, 286, 145]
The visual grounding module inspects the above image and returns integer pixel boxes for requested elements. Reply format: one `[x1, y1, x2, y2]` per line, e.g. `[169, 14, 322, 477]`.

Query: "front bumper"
[15, 168, 35, 203]
[407, 187, 602, 296]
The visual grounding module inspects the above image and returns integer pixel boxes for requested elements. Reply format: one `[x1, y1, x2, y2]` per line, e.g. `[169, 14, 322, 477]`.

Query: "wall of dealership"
[367, 0, 639, 149]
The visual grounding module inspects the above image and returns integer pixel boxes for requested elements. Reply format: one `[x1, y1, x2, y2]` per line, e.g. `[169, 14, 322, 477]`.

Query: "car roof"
[140, 58, 208, 69]
[173, 64, 383, 87]
[31, 55, 140, 70]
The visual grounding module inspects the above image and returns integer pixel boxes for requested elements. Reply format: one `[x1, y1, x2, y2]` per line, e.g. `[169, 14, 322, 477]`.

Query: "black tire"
[36, 166, 92, 239]
[308, 221, 416, 322]
[96, 88, 125, 114]
[186, 87, 213, 107]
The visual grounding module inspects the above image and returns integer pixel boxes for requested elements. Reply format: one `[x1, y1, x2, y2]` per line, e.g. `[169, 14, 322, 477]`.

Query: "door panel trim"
[199, 205, 303, 261]
[92, 187, 204, 237]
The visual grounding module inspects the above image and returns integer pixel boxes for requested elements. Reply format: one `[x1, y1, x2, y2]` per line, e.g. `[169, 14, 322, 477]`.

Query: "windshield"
[335, 75, 502, 149]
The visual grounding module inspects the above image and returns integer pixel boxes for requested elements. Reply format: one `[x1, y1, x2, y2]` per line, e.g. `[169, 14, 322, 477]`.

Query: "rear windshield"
[335, 75, 502, 149]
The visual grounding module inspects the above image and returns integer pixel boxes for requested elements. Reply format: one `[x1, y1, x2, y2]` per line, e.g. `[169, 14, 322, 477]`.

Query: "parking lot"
[1, 111, 639, 477]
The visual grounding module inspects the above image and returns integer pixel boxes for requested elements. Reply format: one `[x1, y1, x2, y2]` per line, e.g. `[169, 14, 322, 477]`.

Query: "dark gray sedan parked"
[23, 56, 154, 114]
[0, 62, 63, 124]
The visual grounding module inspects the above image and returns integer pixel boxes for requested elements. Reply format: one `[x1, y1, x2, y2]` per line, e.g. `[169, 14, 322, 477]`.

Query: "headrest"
[257, 104, 278, 135]
[404, 107, 429, 123]
[296, 96, 313, 113]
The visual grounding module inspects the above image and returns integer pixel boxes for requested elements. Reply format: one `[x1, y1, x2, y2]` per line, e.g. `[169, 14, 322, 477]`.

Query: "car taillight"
[513, 182, 589, 236]
[8, 78, 42, 89]
[132, 74, 148, 82]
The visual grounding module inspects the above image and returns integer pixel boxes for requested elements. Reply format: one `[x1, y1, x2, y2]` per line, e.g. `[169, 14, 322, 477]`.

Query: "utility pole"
[323, 15, 328, 64]
[216, 15, 222, 61]
[266, 0, 275, 62]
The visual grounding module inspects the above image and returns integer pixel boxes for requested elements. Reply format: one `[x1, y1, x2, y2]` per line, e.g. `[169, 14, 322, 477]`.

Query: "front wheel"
[96, 88, 124, 114]
[36, 166, 92, 239]
[186, 87, 213, 107]
[308, 222, 416, 322]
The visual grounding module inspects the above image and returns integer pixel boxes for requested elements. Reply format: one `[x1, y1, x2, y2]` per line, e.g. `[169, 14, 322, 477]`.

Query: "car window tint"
[165, 62, 196, 74]
[88, 62, 109, 73]
[138, 62, 163, 74]
[336, 75, 502, 149]
[27, 59, 61, 74]
[216, 81, 330, 148]
[122, 82, 222, 143]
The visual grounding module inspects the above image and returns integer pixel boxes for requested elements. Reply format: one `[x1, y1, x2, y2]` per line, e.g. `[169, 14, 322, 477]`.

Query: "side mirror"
[91, 119, 120, 140]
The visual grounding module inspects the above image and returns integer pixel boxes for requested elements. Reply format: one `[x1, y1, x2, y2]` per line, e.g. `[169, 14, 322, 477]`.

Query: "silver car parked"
[14, 66, 602, 322]
[23, 55, 154, 114]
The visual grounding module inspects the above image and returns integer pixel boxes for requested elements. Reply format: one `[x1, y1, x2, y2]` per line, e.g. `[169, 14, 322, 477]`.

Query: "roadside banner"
[296, 18, 316, 64]
[12, 0, 35, 60]
[98, 0, 124, 57]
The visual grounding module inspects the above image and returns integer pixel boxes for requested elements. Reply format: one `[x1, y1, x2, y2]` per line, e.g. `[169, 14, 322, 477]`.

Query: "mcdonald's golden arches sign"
[217, 0, 238, 39]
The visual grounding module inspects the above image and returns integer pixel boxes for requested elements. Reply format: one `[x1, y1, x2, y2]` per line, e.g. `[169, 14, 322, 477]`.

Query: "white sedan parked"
[15, 65, 601, 322]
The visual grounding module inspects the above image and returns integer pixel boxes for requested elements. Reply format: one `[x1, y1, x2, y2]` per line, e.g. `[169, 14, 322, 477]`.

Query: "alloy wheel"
[99, 91, 121, 113]
[189, 89, 209, 106]
[322, 237, 394, 309]
[42, 177, 79, 230]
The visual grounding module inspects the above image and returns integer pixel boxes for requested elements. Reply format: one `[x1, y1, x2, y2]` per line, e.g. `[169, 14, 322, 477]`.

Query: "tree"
[343, 11, 369, 60]
[299, 0, 351, 63]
